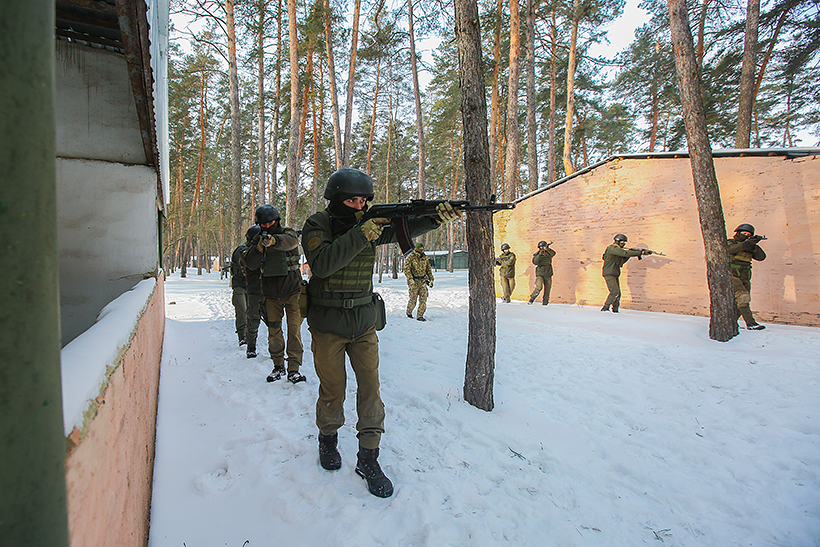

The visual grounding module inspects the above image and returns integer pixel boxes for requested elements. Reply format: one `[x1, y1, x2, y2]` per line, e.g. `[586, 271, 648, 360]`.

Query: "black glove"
[741, 238, 758, 251]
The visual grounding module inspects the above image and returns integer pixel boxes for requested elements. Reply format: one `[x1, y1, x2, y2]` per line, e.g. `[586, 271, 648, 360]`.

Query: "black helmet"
[255, 204, 281, 224]
[246, 224, 261, 242]
[324, 168, 375, 201]
[614, 234, 628, 242]
[537, 240, 547, 248]
[501, 243, 510, 250]
[734, 223, 755, 235]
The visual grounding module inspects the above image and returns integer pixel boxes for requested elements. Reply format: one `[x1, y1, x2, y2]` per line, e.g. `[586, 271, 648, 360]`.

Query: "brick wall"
[493, 154, 820, 326]
[64, 273, 165, 547]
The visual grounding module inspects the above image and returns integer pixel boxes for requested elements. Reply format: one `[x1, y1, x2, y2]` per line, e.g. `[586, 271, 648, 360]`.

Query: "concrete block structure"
[53, 1, 170, 546]
[494, 150, 820, 327]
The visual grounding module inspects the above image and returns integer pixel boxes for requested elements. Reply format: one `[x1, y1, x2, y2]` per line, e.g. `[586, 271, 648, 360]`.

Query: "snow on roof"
[60, 277, 157, 437]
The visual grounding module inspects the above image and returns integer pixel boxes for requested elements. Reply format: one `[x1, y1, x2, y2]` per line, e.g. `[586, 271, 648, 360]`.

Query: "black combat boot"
[246, 344, 257, 358]
[266, 365, 286, 382]
[528, 297, 535, 305]
[318, 433, 342, 470]
[355, 447, 394, 498]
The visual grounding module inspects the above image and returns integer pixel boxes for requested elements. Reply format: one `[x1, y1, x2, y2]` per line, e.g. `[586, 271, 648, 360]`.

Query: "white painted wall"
[55, 41, 145, 164]
[54, 41, 161, 345]
[56, 159, 158, 345]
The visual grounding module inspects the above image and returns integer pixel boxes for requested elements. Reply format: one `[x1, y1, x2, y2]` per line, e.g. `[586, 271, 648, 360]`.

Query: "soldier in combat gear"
[601, 234, 652, 312]
[301, 168, 460, 497]
[240, 225, 263, 358]
[727, 223, 767, 330]
[229, 238, 249, 346]
[528, 241, 555, 305]
[405, 242, 433, 321]
[243, 205, 306, 383]
[495, 243, 516, 302]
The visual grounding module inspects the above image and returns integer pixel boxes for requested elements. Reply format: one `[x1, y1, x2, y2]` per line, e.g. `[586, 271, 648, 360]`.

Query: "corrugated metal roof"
[56, 0, 122, 52]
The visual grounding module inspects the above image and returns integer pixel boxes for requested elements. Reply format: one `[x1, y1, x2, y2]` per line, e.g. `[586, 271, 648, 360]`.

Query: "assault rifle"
[628, 247, 666, 259]
[351, 198, 515, 255]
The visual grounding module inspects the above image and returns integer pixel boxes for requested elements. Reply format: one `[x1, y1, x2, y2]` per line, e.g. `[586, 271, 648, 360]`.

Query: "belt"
[310, 295, 371, 309]
[412, 276, 426, 280]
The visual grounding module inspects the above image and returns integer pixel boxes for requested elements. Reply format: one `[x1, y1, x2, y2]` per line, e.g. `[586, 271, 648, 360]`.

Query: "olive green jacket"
[496, 251, 516, 278]
[532, 247, 556, 277]
[302, 208, 440, 337]
[602, 244, 642, 277]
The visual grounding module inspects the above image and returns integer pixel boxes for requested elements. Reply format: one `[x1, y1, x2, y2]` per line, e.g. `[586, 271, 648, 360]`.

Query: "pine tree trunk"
[455, 0, 496, 412]
[298, 39, 314, 154]
[286, 0, 302, 228]
[343, 0, 362, 167]
[525, 0, 538, 192]
[735, 0, 759, 148]
[489, 0, 502, 188]
[503, 0, 521, 201]
[696, 0, 709, 67]
[668, 0, 738, 342]
[324, 0, 342, 169]
[226, 0, 243, 241]
[366, 58, 382, 176]
[272, 0, 283, 200]
[257, 0, 268, 204]
[192, 71, 206, 218]
[547, 10, 556, 183]
[563, 0, 580, 177]
[408, 0, 426, 198]
[312, 65, 324, 214]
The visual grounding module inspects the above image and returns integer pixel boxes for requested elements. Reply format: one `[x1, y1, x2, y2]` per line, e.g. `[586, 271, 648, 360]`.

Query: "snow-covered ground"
[149, 270, 820, 547]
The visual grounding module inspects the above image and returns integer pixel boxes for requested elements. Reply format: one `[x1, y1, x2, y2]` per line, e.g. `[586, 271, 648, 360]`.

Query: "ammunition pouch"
[373, 292, 386, 331]
[299, 280, 309, 319]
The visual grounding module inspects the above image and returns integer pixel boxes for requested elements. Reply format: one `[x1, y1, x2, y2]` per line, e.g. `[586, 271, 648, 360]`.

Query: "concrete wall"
[55, 40, 159, 345]
[493, 154, 820, 326]
[55, 41, 145, 164]
[56, 159, 159, 345]
[65, 274, 164, 547]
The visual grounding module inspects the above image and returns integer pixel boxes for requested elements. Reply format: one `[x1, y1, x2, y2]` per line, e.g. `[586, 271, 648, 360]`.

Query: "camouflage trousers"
[731, 274, 757, 326]
[231, 287, 247, 339]
[310, 326, 384, 449]
[530, 275, 553, 304]
[406, 280, 429, 318]
[264, 290, 304, 371]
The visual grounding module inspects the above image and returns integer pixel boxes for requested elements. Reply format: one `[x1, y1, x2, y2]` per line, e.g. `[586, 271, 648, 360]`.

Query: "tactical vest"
[727, 238, 753, 278]
[321, 210, 376, 293]
[728, 238, 754, 265]
[261, 246, 300, 277]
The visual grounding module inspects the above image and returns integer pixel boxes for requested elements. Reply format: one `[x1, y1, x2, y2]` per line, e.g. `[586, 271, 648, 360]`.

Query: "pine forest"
[164, 0, 820, 275]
